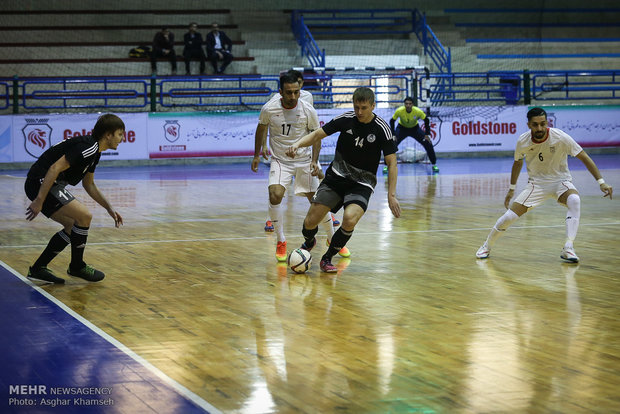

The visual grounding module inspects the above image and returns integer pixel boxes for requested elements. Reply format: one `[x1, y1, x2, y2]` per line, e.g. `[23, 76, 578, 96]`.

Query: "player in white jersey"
[476, 107, 613, 262]
[251, 73, 348, 262]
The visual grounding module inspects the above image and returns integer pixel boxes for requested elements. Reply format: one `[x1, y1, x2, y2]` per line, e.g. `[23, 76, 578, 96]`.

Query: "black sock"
[32, 230, 71, 269]
[302, 224, 318, 245]
[70, 225, 89, 269]
[323, 228, 353, 260]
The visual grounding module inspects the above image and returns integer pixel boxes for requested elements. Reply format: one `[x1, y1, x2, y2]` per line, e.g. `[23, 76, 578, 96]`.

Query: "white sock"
[485, 209, 520, 247]
[565, 193, 581, 248]
[320, 214, 335, 243]
[269, 202, 285, 242]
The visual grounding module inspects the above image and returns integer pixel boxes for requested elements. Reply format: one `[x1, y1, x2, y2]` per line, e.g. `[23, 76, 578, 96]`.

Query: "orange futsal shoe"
[276, 241, 287, 262]
[326, 239, 351, 258]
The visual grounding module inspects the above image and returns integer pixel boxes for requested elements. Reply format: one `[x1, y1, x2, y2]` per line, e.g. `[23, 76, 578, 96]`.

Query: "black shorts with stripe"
[24, 178, 76, 218]
[312, 171, 373, 213]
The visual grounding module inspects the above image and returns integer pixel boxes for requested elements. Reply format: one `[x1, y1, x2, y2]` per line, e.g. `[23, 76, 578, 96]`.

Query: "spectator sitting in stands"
[183, 22, 206, 75]
[206, 22, 233, 74]
[151, 27, 177, 76]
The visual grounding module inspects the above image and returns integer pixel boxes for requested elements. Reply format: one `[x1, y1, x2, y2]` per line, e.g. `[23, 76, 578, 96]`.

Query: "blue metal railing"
[2, 71, 619, 113]
[419, 70, 620, 105]
[413, 10, 451, 74]
[291, 12, 325, 68]
[294, 9, 415, 35]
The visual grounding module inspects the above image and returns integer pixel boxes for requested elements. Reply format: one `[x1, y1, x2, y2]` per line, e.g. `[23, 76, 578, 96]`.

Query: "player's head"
[287, 69, 304, 87]
[279, 72, 301, 108]
[93, 114, 125, 150]
[527, 107, 548, 142]
[403, 96, 414, 111]
[352, 87, 376, 123]
[527, 107, 547, 121]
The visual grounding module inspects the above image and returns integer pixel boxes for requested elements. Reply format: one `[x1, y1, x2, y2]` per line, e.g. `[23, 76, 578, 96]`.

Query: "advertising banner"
[0, 116, 12, 163]
[11, 113, 148, 162]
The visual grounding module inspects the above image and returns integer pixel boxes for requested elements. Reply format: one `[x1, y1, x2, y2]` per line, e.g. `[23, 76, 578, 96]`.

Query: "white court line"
[0, 260, 222, 414]
[3, 222, 619, 249]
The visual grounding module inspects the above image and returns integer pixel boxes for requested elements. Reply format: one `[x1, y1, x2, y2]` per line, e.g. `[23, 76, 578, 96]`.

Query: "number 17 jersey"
[258, 98, 319, 163]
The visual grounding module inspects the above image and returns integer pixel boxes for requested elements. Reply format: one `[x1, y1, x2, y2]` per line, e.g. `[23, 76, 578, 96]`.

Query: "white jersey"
[259, 97, 319, 162]
[515, 127, 583, 183]
[267, 89, 314, 106]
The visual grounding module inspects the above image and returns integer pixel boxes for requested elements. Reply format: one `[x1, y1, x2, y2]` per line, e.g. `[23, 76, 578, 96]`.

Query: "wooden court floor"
[1, 158, 619, 413]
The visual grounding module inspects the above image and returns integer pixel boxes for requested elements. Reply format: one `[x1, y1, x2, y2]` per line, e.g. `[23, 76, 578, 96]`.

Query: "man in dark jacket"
[205, 22, 233, 74]
[183, 22, 206, 75]
[151, 27, 177, 75]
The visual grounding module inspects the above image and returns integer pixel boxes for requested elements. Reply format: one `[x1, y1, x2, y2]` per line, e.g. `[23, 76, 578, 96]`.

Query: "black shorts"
[395, 125, 425, 145]
[312, 172, 373, 213]
[24, 178, 75, 218]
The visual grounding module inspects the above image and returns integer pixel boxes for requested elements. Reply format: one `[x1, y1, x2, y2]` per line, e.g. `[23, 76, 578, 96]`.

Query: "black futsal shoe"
[67, 264, 105, 282]
[28, 266, 65, 284]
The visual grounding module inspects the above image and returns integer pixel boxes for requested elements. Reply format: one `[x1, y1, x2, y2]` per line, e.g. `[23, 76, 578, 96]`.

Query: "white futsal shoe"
[476, 243, 490, 259]
[560, 246, 579, 263]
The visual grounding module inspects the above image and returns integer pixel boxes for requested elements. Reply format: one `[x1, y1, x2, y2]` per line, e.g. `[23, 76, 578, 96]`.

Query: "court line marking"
[3, 221, 619, 249]
[0, 260, 222, 414]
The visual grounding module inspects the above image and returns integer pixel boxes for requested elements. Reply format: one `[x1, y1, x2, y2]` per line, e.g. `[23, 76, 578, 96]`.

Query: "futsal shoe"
[301, 237, 316, 252]
[264, 220, 274, 232]
[432, 165, 439, 173]
[319, 257, 338, 273]
[28, 266, 65, 284]
[476, 243, 490, 259]
[67, 264, 105, 282]
[276, 241, 287, 262]
[382, 166, 388, 174]
[560, 246, 579, 263]
[331, 213, 340, 227]
[326, 239, 351, 258]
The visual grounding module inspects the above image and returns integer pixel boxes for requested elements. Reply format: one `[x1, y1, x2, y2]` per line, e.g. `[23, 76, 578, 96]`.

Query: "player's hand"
[251, 156, 260, 172]
[25, 199, 43, 221]
[260, 146, 270, 160]
[424, 135, 432, 143]
[286, 144, 298, 158]
[601, 183, 613, 199]
[504, 189, 515, 209]
[310, 162, 321, 177]
[109, 210, 123, 228]
[388, 194, 401, 218]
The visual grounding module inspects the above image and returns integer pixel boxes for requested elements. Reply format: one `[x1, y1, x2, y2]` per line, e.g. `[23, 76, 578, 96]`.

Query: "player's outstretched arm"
[505, 159, 523, 209]
[251, 123, 268, 172]
[82, 173, 123, 227]
[384, 153, 401, 218]
[576, 151, 613, 199]
[286, 128, 327, 158]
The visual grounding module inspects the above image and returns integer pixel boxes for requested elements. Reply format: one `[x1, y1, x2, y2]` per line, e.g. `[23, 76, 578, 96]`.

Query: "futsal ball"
[288, 248, 312, 273]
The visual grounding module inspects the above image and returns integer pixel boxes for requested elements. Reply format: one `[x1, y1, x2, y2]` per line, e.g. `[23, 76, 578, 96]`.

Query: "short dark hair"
[404, 96, 414, 103]
[92, 114, 125, 140]
[353, 87, 375, 105]
[279, 72, 299, 90]
[527, 107, 547, 121]
[287, 69, 303, 82]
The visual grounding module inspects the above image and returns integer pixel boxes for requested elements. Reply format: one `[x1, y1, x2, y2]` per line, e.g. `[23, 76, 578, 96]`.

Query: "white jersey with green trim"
[515, 127, 583, 183]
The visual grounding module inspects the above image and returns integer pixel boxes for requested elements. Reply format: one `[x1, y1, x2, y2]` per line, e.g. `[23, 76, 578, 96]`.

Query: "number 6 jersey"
[515, 127, 583, 183]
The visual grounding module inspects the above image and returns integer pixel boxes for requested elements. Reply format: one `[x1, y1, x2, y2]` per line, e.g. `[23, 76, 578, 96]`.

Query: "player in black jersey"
[24, 114, 126, 284]
[286, 87, 401, 272]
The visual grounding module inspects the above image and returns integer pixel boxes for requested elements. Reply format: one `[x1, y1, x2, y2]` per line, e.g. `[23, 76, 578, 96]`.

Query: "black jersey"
[322, 111, 396, 189]
[27, 135, 101, 186]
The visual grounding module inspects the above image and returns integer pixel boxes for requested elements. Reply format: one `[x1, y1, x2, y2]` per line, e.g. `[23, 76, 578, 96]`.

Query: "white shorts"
[268, 158, 319, 196]
[514, 180, 578, 208]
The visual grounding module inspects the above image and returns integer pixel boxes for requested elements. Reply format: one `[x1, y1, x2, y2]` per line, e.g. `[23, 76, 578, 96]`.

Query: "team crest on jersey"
[164, 120, 181, 143]
[550, 146, 556, 153]
[23, 118, 52, 159]
[367, 134, 376, 143]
